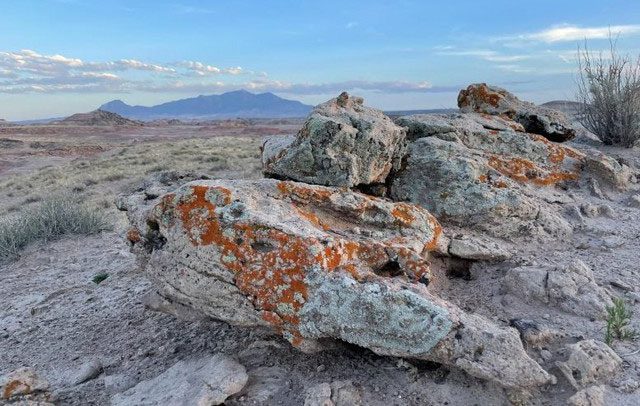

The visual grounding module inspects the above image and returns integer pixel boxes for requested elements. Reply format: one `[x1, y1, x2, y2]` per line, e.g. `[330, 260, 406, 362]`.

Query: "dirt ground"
[1, 122, 639, 405]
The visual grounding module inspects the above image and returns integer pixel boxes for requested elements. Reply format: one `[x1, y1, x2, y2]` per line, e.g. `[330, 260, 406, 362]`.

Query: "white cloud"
[504, 24, 640, 43]
[437, 49, 530, 62]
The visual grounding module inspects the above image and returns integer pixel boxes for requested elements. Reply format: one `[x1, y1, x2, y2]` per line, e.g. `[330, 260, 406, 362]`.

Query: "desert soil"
[1, 121, 639, 405]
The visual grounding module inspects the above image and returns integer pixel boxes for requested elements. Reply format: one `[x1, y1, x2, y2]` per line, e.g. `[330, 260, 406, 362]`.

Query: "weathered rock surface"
[0, 367, 50, 402]
[557, 340, 621, 389]
[567, 385, 605, 406]
[120, 178, 551, 388]
[503, 260, 612, 318]
[391, 112, 580, 237]
[448, 234, 511, 261]
[262, 92, 407, 188]
[304, 381, 362, 406]
[111, 354, 248, 406]
[457, 83, 576, 142]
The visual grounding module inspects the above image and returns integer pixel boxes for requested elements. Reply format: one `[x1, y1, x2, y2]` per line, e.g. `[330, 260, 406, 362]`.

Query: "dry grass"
[0, 136, 264, 219]
[0, 193, 111, 263]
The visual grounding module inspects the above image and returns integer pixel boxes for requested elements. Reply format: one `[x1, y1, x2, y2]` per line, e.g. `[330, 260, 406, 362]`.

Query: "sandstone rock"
[304, 381, 362, 406]
[583, 150, 632, 191]
[120, 178, 551, 389]
[390, 113, 579, 237]
[71, 358, 103, 385]
[503, 260, 612, 318]
[567, 385, 605, 406]
[448, 235, 511, 261]
[111, 354, 248, 406]
[262, 92, 407, 188]
[304, 382, 333, 406]
[0, 367, 50, 401]
[457, 83, 576, 142]
[557, 340, 621, 389]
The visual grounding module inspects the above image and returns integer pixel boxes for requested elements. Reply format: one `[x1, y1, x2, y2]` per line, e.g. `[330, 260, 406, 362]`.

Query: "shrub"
[0, 194, 111, 264]
[605, 297, 638, 345]
[576, 36, 640, 147]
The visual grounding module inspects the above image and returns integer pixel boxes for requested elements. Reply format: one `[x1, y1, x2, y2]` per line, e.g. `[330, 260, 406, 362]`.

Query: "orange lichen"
[3, 380, 30, 399]
[488, 155, 578, 186]
[277, 181, 334, 203]
[126, 228, 141, 243]
[391, 203, 417, 226]
[459, 83, 504, 109]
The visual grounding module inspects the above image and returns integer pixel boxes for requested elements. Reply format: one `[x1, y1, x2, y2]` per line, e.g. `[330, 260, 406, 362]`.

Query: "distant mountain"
[100, 90, 313, 120]
[541, 100, 581, 117]
[56, 110, 143, 126]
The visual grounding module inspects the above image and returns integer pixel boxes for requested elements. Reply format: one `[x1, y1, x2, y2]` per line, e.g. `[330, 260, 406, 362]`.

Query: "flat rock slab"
[111, 354, 248, 406]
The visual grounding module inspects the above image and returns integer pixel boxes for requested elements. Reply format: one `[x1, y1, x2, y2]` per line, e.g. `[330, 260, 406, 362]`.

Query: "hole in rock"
[374, 260, 403, 277]
[445, 258, 473, 280]
[251, 241, 276, 253]
[145, 219, 167, 252]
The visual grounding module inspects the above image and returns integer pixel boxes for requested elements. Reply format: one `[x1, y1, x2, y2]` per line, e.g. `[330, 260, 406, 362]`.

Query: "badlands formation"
[110, 84, 636, 404]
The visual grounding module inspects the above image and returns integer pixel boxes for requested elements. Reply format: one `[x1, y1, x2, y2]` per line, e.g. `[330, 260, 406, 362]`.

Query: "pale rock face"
[262, 92, 407, 188]
[390, 113, 579, 237]
[567, 385, 606, 406]
[557, 340, 622, 389]
[111, 355, 248, 406]
[120, 177, 551, 389]
[503, 260, 612, 318]
[457, 83, 576, 142]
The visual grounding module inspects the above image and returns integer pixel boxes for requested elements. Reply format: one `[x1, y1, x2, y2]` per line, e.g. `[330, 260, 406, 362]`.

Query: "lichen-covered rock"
[503, 260, 612, 318]
[457, 83, 576, 142]
[390, 113, 580, 237]
[262, 92, 407, 188]
[111, 355, 248, 406]
[0, 367, 50, 402]
[557, 340, 621, 389]
[120, 178, 551, 389]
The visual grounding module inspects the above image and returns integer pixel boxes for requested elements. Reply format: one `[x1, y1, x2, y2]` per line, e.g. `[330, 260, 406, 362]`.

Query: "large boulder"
[458, 83, 576, 142]
[262, 92, 407, 188]
[391, 113, 580, 237]
[120, 178, 552, 389]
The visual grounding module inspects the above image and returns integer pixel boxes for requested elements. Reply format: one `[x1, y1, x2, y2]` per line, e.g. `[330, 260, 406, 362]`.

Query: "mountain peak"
[99, 91, 312, 120]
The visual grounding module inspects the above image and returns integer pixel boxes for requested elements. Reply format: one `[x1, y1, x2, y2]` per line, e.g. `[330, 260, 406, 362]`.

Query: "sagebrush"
[0, 194, 111, 264]
[576, 37, 640, 147]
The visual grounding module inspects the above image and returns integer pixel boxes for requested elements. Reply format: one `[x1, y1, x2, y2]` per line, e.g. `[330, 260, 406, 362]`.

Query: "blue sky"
[1, 0, 639, 120]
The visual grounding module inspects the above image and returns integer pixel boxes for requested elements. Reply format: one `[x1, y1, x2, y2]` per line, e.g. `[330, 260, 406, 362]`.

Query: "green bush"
[0, 194, 111, 264]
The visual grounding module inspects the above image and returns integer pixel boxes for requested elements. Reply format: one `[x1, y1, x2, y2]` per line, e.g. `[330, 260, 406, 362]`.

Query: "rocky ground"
[1, 93, 640, 405]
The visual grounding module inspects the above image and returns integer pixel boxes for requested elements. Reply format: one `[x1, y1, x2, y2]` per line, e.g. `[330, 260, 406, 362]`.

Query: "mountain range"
[100, 90, 313, 120]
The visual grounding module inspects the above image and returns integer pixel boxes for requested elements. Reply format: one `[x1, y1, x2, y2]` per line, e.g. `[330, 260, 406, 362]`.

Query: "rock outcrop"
[111, 355, 248, 406]
[557, 340, 621, 389]
[123, 86, 637, 392]
[458, 83, 576, 142]
[391, 112, 579, 237]
[262, 92, 407, 188]
[120, 177, 551, 389]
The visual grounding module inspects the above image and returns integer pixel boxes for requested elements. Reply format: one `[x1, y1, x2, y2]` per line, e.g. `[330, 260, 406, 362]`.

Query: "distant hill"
[0, 119, 12, 127]
[541, 100, 581, 117]
[56, 110, 143, 126]
[100, 90, 313, 120]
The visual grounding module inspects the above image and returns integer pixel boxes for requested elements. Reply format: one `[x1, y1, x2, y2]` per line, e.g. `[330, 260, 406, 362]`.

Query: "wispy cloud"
[501, 24, 640, 43]
[0, 49, 444, 96]
[0, 49, 253, 93]
[437, 49, 531, 62]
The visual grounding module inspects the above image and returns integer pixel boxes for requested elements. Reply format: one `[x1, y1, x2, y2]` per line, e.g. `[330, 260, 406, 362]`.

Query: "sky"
[1, 0, 639, 120]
